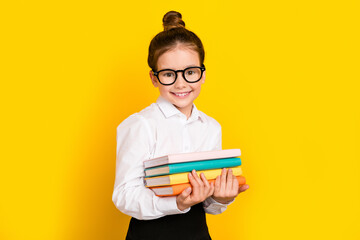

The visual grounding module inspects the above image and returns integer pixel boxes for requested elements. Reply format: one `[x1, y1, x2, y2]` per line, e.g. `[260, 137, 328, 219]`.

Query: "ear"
[149, 70, 158, 88]
[201, 70, 206, 84]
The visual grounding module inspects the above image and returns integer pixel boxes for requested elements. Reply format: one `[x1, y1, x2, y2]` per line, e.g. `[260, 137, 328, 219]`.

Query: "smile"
[172, 91, 192, 97]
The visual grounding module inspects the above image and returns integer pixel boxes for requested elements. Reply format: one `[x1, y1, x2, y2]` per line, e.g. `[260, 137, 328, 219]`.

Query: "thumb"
[179, 187, 192, 200]
[176, 187, 192, 211]
[238, 184, 249, 193]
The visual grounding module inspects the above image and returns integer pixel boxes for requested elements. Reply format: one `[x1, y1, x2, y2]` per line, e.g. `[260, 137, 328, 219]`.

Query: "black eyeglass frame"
[152, 65, 206, 86]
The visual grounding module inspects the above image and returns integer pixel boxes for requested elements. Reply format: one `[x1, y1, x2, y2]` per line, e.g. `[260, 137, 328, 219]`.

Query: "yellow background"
[1, 0, 359, 239]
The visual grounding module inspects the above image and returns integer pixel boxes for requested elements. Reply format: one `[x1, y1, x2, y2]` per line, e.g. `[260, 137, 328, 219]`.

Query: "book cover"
[150, 176, 246, 196]
[145, 157, 242, 177]
[143, 149, 241, 169]
[144, 166, 243, 187]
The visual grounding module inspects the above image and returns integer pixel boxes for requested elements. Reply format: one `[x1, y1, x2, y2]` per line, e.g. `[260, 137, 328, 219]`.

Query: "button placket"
[183, 124, 191, 152]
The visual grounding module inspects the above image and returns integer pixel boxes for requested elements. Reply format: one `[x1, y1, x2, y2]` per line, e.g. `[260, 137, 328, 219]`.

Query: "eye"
[161, 71, 175, 78]
[185, 68, 200, 76]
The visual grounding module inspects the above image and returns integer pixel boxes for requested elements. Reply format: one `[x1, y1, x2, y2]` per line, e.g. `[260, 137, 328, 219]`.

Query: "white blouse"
[112, 96, 232, 220]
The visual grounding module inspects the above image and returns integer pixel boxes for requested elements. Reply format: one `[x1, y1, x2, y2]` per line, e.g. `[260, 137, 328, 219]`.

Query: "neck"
[176, 105, 193, 119]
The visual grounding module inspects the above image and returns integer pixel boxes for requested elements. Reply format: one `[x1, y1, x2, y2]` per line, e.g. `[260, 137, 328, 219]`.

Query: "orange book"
[149, 176, 246, 197]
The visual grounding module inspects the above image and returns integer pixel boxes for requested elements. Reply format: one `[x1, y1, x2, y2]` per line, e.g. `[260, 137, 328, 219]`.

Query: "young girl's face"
[150, 46, 205, 118]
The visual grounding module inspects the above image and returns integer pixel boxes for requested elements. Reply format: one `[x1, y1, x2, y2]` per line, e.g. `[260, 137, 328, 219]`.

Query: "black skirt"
[126, 203, 211, 240]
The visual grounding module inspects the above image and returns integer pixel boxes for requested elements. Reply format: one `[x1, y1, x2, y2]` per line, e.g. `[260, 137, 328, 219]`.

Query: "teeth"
[174, 92, 189, 97]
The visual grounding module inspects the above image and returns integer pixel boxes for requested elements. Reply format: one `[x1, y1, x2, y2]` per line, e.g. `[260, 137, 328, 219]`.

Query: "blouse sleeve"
[112, 114, 190, 220]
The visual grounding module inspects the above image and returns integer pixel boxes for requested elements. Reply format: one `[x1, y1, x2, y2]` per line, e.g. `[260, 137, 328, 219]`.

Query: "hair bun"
[163, 11, 185, 31]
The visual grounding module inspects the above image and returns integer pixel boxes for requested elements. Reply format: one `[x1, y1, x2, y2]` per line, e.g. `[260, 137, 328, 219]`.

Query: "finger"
[190, 171, 207, 202]
[225, 168, 234, 193]
[200, 173, 211, 196]
[188, 172, 200, 197]
[176, 187, 192, 210]
[188, 173, 199, 188]
[178, 187, 192, 201]
[219, 168, 227, 193]
[192, 170, 204, 186]
[232, 175, 239, 192]
[209, 181, 215, 197]
[238, 184, 249, 193]
[188, 171, 199, 187]
[200, 172, 210, 188]
[214, 175, 221, 193]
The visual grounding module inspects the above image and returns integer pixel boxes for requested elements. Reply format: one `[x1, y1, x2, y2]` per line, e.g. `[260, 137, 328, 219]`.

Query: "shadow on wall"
[65, 61, 156, 239]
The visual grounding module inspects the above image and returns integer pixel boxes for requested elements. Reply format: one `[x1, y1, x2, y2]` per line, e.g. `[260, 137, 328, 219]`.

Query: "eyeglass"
[152, 65, 206, 86]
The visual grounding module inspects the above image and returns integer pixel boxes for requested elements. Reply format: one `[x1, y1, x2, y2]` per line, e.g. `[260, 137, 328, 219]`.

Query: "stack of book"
[143, 149, 246, 196]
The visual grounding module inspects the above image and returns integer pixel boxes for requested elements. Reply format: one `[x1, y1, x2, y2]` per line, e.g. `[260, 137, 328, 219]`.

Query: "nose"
[173, 72, 187, 89]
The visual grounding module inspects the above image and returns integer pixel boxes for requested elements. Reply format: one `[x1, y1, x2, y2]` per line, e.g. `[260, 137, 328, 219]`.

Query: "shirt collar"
[156, 96, 204, 123]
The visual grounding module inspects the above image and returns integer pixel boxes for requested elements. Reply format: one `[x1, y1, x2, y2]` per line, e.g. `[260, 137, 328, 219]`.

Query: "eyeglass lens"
[158, 67, 202, 85]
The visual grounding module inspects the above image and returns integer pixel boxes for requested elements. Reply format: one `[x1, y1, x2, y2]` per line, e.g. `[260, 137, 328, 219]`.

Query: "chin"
[162, 91, 199, 110]
[173, 103, 191, 109]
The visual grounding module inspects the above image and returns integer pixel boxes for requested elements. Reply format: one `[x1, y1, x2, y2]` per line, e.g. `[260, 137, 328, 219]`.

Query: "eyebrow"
[158, 65, 201, 70]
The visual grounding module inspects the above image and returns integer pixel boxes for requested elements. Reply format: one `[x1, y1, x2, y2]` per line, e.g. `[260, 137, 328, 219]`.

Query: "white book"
[143, 149, 241, 169]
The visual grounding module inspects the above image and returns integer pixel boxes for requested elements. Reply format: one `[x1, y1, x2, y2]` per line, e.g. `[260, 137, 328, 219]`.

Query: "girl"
[112, 11, 249, 240]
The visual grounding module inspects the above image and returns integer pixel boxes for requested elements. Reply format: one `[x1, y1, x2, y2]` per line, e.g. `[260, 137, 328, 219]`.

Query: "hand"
[176, 170, 215, 211]
[212, 168, 249, 204]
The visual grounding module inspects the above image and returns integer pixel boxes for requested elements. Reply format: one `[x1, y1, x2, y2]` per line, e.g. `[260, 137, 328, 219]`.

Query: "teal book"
[144, 157, 242, 177]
